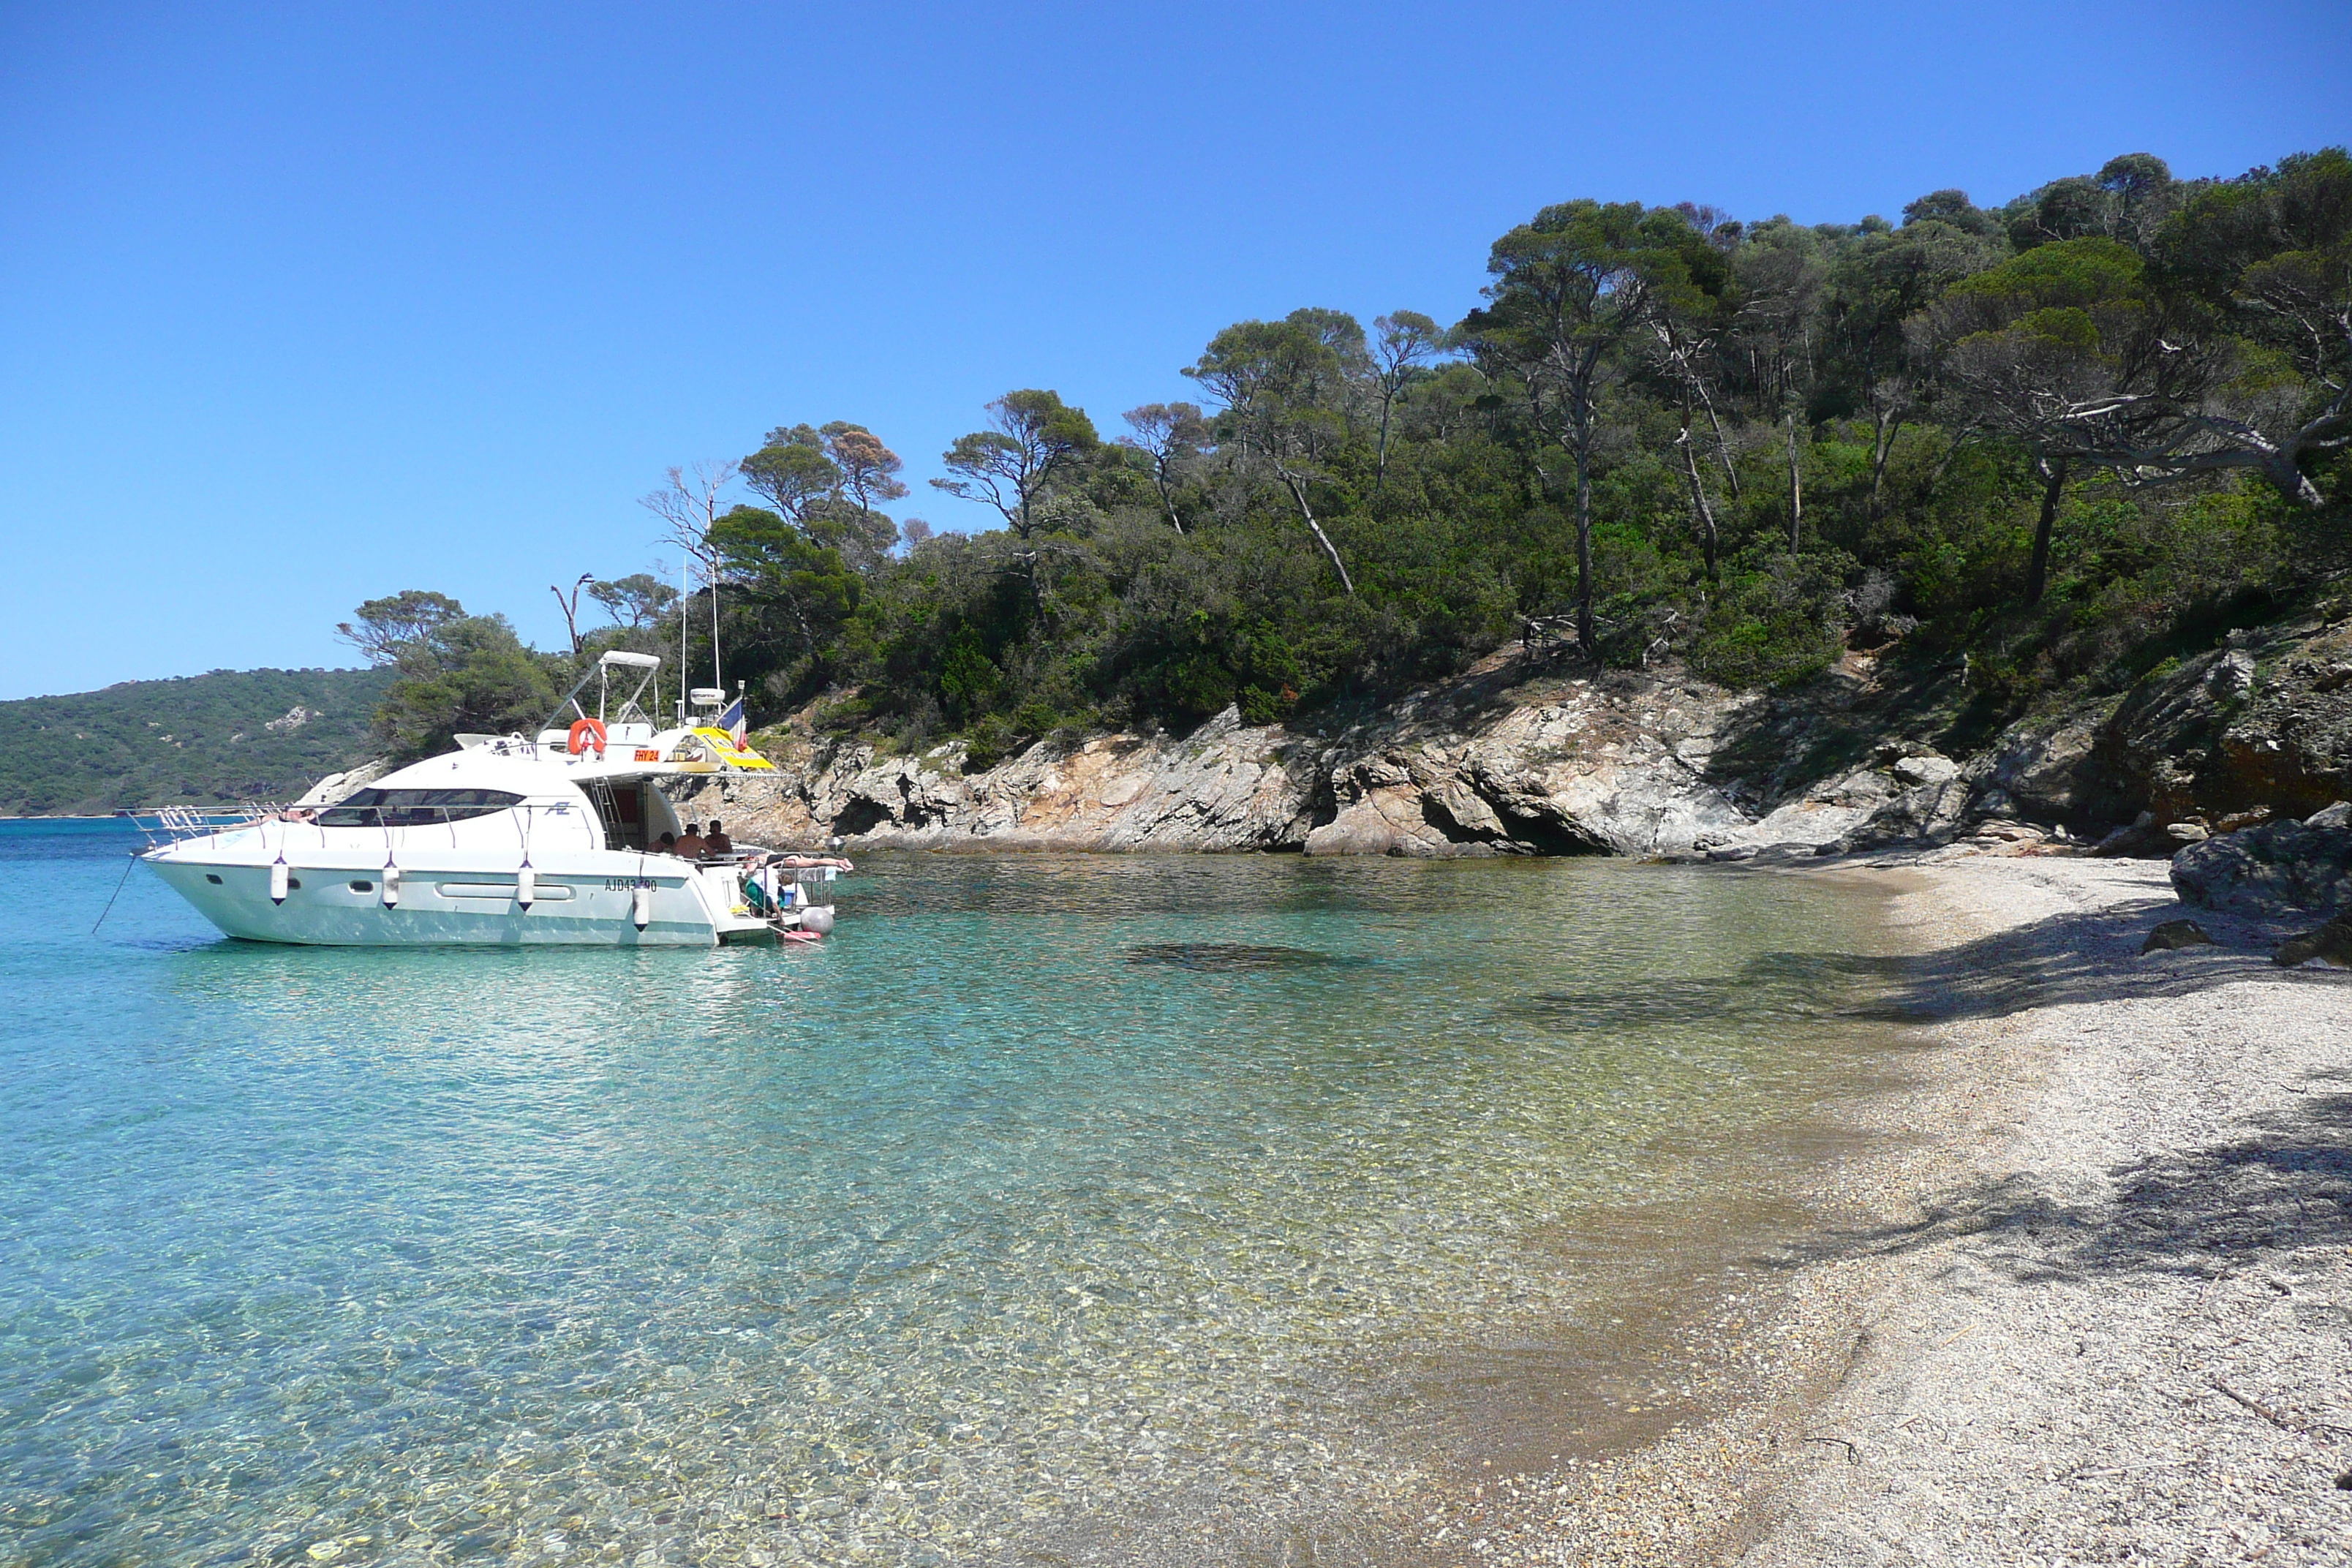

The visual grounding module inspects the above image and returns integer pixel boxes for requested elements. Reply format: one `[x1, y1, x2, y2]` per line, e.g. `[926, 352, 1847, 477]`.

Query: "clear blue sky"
[1, 1, 2344, 699]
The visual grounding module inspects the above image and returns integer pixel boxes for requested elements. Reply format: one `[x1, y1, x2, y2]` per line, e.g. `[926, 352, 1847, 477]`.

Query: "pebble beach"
[1439, 854, 2351, 1567]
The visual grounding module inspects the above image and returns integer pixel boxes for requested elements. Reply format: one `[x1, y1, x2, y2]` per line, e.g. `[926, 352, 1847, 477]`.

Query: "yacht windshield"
[314, 788, 525, 828]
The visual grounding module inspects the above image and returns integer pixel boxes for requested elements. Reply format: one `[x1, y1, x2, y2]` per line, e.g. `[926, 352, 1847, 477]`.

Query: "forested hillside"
[0, 668, 393, 815]
[342, 149, 2351, 767]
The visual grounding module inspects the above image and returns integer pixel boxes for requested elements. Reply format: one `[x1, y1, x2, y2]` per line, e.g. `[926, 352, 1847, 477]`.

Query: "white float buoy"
[382, 865, 401, 907]
[516, 864, 536, 908]
[630, 883, 652, 930]
[801, 905, 834, 935]
[269, 860, 290, 904]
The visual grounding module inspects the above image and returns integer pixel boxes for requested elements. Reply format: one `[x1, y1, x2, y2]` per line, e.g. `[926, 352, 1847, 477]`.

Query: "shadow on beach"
[1744, 879, 2352, 1281]
[1770, 1082, 2352, 1284]
[1512, 887, 2340, 1034]
[1802, 884, 2340, 1026]
[1557, 880, 2352, 1284]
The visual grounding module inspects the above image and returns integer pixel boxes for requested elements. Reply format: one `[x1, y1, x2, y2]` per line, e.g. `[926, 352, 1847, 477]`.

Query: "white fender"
[269, 861, 290, 904]
[516, 865, 536, 908]
[800, 904, 835, 935]
[630, 883, 652, 929]
[382, 865, 401, 907]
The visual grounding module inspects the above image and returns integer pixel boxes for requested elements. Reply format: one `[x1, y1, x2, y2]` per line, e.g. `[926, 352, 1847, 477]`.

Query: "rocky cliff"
[682, 605, 2352, 862]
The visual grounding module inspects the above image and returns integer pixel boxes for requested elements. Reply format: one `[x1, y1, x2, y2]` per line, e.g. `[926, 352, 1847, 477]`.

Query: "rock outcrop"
[683, 609, 2352, 862]
[704, 708, 1324, 855]
[2170, 813, 2352, 920]
[698, 648, 2016, 860]
[2090, 612, 2352, 822]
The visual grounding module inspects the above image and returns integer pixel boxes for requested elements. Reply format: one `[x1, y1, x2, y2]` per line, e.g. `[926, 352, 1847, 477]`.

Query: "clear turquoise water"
[0, 819, 1907, 1567]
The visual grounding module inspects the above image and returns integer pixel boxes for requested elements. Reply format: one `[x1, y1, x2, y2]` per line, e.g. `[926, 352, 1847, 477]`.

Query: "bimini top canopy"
[543, 649, 665, 735]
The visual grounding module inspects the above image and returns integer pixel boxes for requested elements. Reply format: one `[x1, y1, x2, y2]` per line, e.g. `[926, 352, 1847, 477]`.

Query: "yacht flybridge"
[136, 652, 849, 947]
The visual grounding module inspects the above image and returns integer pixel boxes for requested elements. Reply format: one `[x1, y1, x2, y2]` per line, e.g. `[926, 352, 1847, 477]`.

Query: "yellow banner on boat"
[673, 727, 775, 772]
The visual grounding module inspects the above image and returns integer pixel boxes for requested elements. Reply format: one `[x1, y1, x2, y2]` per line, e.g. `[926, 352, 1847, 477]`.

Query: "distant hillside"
[0, 668, 395, 815]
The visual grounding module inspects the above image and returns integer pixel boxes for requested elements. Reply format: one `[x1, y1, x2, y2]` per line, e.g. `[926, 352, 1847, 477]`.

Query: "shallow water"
[0, 821, 1912, 1567]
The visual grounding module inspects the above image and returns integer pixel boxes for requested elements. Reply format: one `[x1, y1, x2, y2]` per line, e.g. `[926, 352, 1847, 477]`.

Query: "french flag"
[720, 695, 747, 750]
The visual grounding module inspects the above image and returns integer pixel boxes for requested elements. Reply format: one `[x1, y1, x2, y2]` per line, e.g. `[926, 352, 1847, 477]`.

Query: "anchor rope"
[91, 852, 138, 936]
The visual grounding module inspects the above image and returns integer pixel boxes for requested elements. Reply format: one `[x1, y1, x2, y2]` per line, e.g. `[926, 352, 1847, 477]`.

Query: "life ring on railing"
[567, 718, 608, 758]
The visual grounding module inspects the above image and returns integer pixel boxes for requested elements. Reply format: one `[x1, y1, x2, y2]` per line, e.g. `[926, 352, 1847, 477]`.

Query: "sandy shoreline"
[1420, 852, 2351, 1567]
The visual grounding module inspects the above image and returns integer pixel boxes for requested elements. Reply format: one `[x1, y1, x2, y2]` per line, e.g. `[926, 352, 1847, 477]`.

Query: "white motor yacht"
[137, 652, 843, 947]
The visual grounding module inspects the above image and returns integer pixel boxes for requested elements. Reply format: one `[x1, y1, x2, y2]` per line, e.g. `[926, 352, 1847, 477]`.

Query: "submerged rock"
[1124, 943, 1352, 972]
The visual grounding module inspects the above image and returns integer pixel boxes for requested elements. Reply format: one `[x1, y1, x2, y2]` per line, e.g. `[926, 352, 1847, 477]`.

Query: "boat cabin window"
[314, 788, 526, 827]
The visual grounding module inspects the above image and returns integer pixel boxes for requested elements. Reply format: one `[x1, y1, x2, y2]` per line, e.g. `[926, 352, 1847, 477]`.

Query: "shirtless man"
[743, 850, 854, 874]
[673, 821, 708, 859]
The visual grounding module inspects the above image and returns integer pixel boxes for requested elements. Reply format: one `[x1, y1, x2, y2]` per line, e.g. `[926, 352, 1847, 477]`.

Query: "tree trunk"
[2264, 446, 2326, 509]
[1375, 396, 1394, 492]
[1786, 418, 1803, 552]
[1279, 472, 1355, 595]
[2026, 457, 2067, 606]
[1573, 420, 1596, 657]
[1679, 429, 1721, 584]
[551, 585, 583, 662]
[1698, 386, 1740, 498]
[1925, 422, 1976, 501]
[1867, 399, 1899, 521]
[1156, 470, 1184, 534]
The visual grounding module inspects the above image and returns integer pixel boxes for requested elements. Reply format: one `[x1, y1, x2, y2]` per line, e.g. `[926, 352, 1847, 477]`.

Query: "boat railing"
[118, 803, 282, 848]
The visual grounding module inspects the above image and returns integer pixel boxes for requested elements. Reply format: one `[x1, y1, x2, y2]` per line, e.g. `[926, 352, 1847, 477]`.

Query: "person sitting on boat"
[704, 818, 733, 856]
[674, 822, 708, 859]
[655, 831, 678, 853]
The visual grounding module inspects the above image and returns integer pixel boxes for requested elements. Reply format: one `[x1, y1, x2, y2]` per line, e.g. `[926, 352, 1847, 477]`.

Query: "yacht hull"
[146, 855, 739, 947]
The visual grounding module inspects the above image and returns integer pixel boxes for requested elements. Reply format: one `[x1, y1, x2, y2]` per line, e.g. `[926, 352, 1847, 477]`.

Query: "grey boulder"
[2171, 819, 2352, 919]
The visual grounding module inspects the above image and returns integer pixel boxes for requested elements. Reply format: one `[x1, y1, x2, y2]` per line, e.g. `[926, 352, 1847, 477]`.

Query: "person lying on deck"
[742, 849, 855, 874]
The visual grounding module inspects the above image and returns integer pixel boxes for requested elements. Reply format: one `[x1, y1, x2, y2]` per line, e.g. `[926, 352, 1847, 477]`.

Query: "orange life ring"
[567, 718, 608, 757]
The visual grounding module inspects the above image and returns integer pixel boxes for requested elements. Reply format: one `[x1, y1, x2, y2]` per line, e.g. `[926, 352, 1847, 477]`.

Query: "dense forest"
[0, 668, 393, 815]
[352, 149, 2351, 768]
